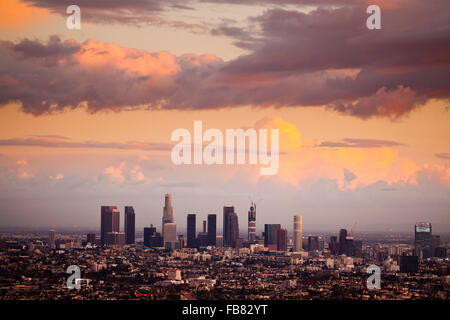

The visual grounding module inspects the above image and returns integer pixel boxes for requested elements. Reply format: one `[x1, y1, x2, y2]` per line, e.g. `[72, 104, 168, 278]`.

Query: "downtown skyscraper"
[223, 206, 239, 248]
[207, 214, 216, 246]
[100, 206, 119, 246]
[415, 222, 432, 258]
[264, 224, 281, 249]
[162, 194, 174, 237]
[187, 214, 196, 248]
[223, 206, 234, 247]
[124, 206, 135, 245]
[293, 215, 302, 252]
[248, 203, 256, 243]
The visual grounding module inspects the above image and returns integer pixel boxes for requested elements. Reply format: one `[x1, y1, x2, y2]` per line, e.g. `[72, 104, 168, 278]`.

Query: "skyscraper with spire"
[248, 203, 256, 243]
[162, 194, 174, 237]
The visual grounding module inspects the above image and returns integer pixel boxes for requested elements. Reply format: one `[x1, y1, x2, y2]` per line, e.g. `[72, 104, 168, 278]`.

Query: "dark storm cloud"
[0, 0, 449, 119]
[22, 0, 205, 30]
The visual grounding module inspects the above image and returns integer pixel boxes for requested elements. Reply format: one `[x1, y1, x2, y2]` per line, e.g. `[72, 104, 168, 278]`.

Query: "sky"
[0, 0, 449, 234]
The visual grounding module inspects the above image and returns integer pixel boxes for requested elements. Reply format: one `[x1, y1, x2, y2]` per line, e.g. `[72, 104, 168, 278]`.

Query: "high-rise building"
[143, 226, 156, 247]
[223, 206, 235, 246]
[187, 214, 196, 248]
[415, 222, 432, 259]
[329, 236, 338, 255]
[101, 206, 119, 246]
[48, 229, 55, 249]
[354, 240, 363, 257]
[228, 212, 240, 248]
[197, 232, 208, 247]
[124, 206, 135, 245]
[318, 236, 325, 251]
[431, 235, 440, 257]
[86, 233, 96, 245]
[293, 215, 302, 252]
[105, 232, 125, 246]
[308, 236, 319, 251]
[344, 236, 354, 256]
[277, 228, 288, 251]
[207, 214, 216, 246]
[264, 224, 281, 249]
[338, 229, 347, 255]
[163, 223, 177, 248]
[162, 194, 174, 237]
[248, 203, 256, 243]
[144, 225, 163, 247]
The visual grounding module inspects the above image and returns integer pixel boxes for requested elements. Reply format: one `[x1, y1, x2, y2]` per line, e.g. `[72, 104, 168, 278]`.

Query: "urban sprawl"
[0, 194, 448, 300]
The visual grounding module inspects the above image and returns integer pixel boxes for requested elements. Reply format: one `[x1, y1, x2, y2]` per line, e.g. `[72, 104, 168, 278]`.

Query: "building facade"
[124, 206, 135, 245]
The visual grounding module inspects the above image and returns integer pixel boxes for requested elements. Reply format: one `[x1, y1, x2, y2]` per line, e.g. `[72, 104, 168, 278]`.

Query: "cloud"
[49, 173, 64, 180]
[20, 0, 207, 31]
[318, 138, 406, 148]
[103, 161, 126, 182]
[435, 153, 450, 160]
[0, 136, 171, 151]
[0, 0, 449, 119]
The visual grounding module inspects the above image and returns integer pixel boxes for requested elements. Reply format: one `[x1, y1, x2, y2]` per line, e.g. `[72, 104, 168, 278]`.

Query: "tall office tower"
[162, 194, 174, 237]
[293, 215, 302, 252]
[264, 224, 281, 249]
[308, 236, 319, 251]
[207, 214, 217, 246]
[86, 233, 96, 245]
[144, 225, 156, 247]
[197, 220, 208, 247]
[163, 223, 177, 248]
[338, 229, 347, 254]
[124, 206, 135, 245]
[48, 229, 55, 248]
[415, 222, 432, 258]
[277, 228, 288, 251]
[101, 206, 119, 246]
[318, 236, 325, 251]
[223, 206, 235, 246]
[329, 236, 338, 255]
[344, 236, 354, 256]
[228, 212, 240, 248]
[187, 214, 196, 248]
[248, 203, 256, 243]
[178, 235, 185, 249]
[431, 235, 440, 257]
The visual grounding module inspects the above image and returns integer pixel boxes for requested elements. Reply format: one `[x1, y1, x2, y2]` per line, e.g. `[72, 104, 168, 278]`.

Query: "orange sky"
[0, 0, 448, 231]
